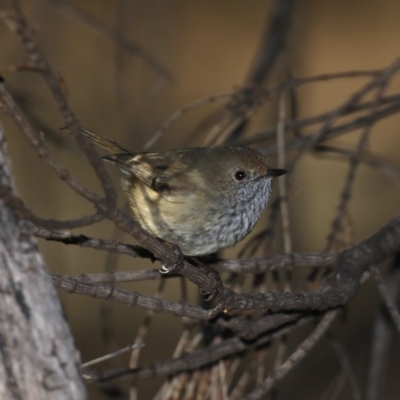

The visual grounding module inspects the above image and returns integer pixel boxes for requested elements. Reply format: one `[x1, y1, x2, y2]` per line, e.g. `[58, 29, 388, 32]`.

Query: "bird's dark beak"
[266, 168, 287, 178]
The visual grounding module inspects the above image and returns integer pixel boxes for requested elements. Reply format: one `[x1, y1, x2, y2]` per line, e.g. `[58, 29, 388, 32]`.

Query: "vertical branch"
[128, 279, 166, 400]
[327, 335, 361, 400]
[371, 264, 400, 334]
[271, 93, 292, 393]
[277, 94, 292, 269]
[246, 0, 294, 86]
[98, 202, 131, 369]
[364, 255, 400, 400]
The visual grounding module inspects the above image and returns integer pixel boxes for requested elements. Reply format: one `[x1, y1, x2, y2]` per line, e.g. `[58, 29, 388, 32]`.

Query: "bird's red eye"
[234, 171, 246, 181]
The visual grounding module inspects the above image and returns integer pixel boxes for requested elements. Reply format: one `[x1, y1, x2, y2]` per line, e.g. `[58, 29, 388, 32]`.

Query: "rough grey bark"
[0, 124, 86, 400]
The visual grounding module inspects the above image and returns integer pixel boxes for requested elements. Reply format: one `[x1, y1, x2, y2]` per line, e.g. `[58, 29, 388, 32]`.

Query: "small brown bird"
[79, 128, 286, 258]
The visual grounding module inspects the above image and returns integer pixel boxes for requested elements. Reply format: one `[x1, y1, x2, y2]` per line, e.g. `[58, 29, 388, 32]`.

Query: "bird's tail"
[62, 127, 129, 154]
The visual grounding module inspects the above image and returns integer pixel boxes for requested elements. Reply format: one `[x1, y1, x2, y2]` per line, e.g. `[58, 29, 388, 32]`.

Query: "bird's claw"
[156, 238, 184, 275]
[159, 263, 175, 274]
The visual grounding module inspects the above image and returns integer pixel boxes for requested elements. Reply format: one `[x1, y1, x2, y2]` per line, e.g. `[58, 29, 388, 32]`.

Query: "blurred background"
[1, 0, 400, 399]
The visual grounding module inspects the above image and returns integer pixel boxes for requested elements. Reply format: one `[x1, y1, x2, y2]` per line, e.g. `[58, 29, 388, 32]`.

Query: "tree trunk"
[0, 124, 86, 400]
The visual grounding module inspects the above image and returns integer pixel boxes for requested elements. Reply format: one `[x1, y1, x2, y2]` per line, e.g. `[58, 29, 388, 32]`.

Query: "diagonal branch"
[243, 311, 337, 400]
[85, 313, 314, 383]
[49, 0, 174, 82]
[3, 1, 117, 205]
[214, 215, 400, 313]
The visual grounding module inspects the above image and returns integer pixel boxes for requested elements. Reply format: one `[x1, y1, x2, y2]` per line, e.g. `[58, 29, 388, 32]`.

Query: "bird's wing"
[61, 127, 130, 154]
[103, 152, 190, 197]
[80, 128, 130, 154]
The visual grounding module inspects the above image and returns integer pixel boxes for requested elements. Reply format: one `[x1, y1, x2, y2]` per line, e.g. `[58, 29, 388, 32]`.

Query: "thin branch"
[243, 311, 337, 400]
[257, 99, 400, 154]
[128, 279, 166, 400]
[48, 0, 174, 82]
[194, 69, 384, 147]
[288, 58, 400, 171]
[246, 0, 293, 85]
[34, 227, 155, 261]
[3, 2, 117, 205]
[326, 372, 348, 400]
[236, 93, 400, 147]
[371, 265, 400, 334]
[46, 215, 400, 317]
[364, 255, 400, 400]
[81, 343, 145, 369]
[50, 273, 209, 320]
[277, 92, 292, 276]
[52, 262, 308, 341]
[328, 334, 361, 400]
[144, 92, 232, 150]
[213, 215, 400, 313]
[0, 186, 104, 229]
[313, 144, 400, 187]
[0, 79, 103, 205]
[319, 371, 346, 400]
[325, 74, 391, 252]
[35, 224, 338, 276]
[85, 314, 314, 383]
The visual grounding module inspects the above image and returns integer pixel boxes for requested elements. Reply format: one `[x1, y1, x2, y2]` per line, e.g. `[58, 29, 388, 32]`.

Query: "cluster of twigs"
[0, 1, 400, 399]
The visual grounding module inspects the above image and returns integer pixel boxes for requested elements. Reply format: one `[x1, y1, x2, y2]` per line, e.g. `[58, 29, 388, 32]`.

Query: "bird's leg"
[156, 238, 184, 274]
[187, 256, 223, 301]
[155, 238, 222, 300]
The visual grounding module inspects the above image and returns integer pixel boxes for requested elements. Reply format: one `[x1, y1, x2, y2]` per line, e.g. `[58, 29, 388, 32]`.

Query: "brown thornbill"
[77, 128, 286, 264]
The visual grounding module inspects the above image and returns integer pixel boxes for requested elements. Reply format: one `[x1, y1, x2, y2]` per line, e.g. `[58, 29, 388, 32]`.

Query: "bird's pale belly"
[133, 192, 266, 256]
[127, 176, 271, 256]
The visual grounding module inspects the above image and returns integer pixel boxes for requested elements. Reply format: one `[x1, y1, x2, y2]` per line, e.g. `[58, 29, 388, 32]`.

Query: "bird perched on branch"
[77, 128, 286, 260]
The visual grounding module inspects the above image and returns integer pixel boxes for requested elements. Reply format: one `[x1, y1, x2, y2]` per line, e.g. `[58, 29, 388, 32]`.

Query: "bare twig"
[319, 371, 346, 400]
[82, 343, 145, 368]
[0, 185, 104, 229]
[313, 144, 400, 187]
[50, 273, 209, 320]
[235, 93, 400, 147]
[328, 335, 361, 400]
[48, 0, 174, 82]
[144, 92, 232, 150]
[34, 227, 155, 263]
[243, 311, 337, 400]
[3, 1, 118, 205]
[213, 215, 400, 313]
[246, 0, 293, 86]
[289, 58, 400, 170]
[258, 99, 400, 154]
[325, 73, 392, 252]
[364, 255, 400, 400]
[128, 279, 166, 400]
[46, 215, 400, 316]
[0, 79, 104, 205]
[371, 264, 400, 334]
[85, 314, 314, 383]
[277, 93, 292, 273]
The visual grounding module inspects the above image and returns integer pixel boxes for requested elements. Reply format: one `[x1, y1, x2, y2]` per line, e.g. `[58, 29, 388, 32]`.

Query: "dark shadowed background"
[1, 1, 400, 399]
